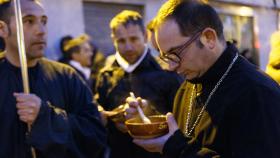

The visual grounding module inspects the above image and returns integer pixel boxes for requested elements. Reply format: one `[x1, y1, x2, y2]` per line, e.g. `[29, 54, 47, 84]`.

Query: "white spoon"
[129, 92, 151, 124]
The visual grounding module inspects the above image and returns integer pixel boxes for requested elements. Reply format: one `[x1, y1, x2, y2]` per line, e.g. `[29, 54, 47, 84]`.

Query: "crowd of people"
[1, 0, 280, 158]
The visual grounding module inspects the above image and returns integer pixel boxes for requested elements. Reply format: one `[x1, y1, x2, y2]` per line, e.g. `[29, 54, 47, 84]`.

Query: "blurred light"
[238, 6, 253, 17]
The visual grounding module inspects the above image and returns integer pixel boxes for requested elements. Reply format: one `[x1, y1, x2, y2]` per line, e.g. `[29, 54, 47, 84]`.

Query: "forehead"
[113, 24, 144, 38]
[156, 19, 184, 52]
[80, 42, 91, 48]
[17, 0, 46, 17]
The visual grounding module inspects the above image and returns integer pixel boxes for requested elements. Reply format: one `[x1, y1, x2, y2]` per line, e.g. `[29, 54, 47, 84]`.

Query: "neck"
[5, 47, 38, 67]
[197, 41, 227, 80]
[209, 40, 227, 67]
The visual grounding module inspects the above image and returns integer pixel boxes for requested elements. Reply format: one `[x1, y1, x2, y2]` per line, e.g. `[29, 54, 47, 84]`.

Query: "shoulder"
[37, 58, 85, 83]
[0, 52, 5, 61]
[227, 58, 280, 101]
[99, 58, 120, 75]
[39, 58, 76, 75]
[236, 58, 278, 90]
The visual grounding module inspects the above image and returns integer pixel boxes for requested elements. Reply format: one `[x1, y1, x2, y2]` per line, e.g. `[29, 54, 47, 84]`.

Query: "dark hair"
[60, 35, 73, 54]
[66, 46, 81, 60]
[0, 1, 13, 24]
[110, 10, 145, 34]
[0, 0, 38, 24]
[156, 0, 224, 40]
[0, 37, 5, 51]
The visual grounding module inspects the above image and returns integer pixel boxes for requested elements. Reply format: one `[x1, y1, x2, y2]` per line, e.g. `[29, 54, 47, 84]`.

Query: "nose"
[36, 23, 47, 37]
[124, 41, 133, 51]
[168, 61, 180, 71]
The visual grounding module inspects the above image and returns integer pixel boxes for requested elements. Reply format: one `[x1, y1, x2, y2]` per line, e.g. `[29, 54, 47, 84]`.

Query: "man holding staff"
[0, 0, 107, 157]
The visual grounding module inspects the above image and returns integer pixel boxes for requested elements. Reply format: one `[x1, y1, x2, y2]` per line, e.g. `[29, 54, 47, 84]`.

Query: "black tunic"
[163, 43, 280, 158]
[0, 54, 107, 158]
[95, 52, 183, 158]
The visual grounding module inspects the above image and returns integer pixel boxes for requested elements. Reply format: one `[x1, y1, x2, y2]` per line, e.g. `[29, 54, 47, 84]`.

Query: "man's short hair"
[155, 0, 224, 40]
[110, 10, 145, 34]
[64, 34, 90, 59]
[0, 0, 13, 24]
[0, 0, 39, 24]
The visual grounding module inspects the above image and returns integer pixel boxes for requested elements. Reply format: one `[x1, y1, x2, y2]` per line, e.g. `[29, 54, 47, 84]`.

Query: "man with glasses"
[126, 0, 280, 157]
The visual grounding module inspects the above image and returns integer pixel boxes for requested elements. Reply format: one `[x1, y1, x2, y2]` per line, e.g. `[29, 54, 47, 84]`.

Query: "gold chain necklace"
[184, 53, 239, 136]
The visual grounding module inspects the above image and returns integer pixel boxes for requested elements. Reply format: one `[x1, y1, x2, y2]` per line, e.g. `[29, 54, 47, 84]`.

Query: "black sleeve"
[95, 71, 111, 109]
[163, 83, 280, 158]
[226, 84, 280, 158]
[163, 130, 219, 158]
[28, 72, 107, 158]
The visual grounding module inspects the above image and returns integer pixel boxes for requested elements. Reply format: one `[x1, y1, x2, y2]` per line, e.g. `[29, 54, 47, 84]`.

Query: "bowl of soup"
[125, 115, 168, 139]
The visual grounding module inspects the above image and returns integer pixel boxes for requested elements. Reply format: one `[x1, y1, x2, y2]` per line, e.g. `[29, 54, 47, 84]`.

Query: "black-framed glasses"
[159, 31, 202, 64]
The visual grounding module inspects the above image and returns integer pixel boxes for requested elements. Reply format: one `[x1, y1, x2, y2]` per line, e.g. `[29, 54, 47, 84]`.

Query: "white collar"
[115, 45, 148, 73]
[69, 60, 91, 79]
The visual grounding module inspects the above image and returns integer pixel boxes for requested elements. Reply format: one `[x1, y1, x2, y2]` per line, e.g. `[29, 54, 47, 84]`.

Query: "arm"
[132, 113, 220, 158]
[225, 84, 280, 158]
[28, 71, 107, 158]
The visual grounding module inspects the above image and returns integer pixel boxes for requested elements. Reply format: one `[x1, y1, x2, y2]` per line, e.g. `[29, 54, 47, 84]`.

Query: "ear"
[71, 52, 80, 62]
[199, 28, 218, 50]
[0, 21, 9, 38]
[144, 31, 147, 43]
[110, 33, 116, 43]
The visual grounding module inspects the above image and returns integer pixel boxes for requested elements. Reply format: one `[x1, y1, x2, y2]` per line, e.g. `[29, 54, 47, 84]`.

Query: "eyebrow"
[23, 14, 48, 20]
[165, 43, 184, 54]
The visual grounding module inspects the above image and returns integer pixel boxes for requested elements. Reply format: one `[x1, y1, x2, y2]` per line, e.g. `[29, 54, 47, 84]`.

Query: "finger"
[125, 107, 138, 119]
[13, 93, 33, 101]
[133, 139, 152, 146]
[102, 110, 117, 117]
[19, 115, 34, 124]
[17, 109, 34, 116]
[16, 102, 37, 109]
[126, 101, 139, 108]
[14, 93, 39, 103]
[136, 98, 148, 109]
[125, 107, 137, 114]
[16, 103, 29, 110]
[141, 99, 148, 108]
[19, 115, 28, 123]
[137, 97, 142, 107]
[166, 112, 179, 133]
[97, 105, 104, 112]
[126, 97, 136, 103]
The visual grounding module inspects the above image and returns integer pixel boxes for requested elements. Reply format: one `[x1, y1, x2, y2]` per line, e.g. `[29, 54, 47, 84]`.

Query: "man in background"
[63, 34, 94, 87]
[95, 10, 182, 158]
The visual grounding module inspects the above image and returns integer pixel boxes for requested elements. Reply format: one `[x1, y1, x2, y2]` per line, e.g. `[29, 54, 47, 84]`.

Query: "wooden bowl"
[107, 105, 126, 123]
[125, 115, 168, 139]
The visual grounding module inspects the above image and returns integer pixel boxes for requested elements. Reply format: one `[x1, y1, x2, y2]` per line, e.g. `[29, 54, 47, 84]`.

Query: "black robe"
[163, 43, 280, 158]
[95, 52, 183, 158]
[0, 54, 107, 158]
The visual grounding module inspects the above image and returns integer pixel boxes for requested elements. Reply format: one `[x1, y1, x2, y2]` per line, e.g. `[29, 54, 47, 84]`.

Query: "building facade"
[42, 0, 280, 70]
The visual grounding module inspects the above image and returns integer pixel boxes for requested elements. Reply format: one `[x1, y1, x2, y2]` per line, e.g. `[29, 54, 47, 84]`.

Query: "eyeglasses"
[159, 31, 202, 64]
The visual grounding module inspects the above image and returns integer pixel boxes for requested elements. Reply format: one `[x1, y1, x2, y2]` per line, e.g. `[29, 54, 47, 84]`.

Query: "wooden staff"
[13, 0, 36, 157]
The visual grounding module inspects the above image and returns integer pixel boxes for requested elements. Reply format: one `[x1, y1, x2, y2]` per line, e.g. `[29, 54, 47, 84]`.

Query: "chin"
[27, 51, 45, 59]
[126, 58, 137, 64]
